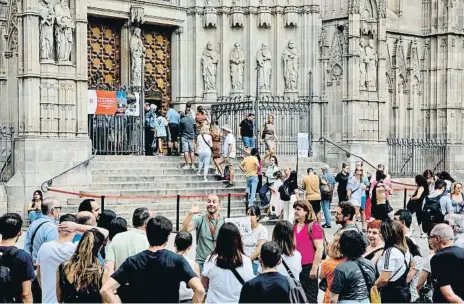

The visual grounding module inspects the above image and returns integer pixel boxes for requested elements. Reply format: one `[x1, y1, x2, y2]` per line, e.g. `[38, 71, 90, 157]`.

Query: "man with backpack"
[422, 179, 454, 235]
[0, 213, 35, 303]
[239, 242, 299, 303]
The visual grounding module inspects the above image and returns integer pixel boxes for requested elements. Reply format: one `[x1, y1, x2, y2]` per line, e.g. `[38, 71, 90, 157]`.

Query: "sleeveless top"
[58, 263, 103, 303]
[263, 123, 275, 139]
[450, 193, 464, 214]
[364, 247, 384, 261]
[412, 186, 428, 205]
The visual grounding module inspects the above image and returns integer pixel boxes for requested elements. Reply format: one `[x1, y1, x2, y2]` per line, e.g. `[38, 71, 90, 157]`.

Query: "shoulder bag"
[230, 267, 245, 285]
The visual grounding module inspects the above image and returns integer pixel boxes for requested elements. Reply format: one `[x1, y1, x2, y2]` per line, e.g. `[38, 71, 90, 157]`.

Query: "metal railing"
[88, 115, 143, 155]
[318, 137, 377, 170]
[0, 126, 14, 183]
[212, 96, 312, 156]
[41, 148, 97, 192]
[387, 138, 447, 177]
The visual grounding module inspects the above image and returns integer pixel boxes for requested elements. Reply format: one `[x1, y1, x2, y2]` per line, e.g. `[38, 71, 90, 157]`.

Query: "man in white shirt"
[36, 214, 78, 304]
[220, 124, 236, 188]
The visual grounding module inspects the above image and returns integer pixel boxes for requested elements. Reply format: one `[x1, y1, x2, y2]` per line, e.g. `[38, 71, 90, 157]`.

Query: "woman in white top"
[269, 171, 285, 218]
[242, 206, 268, 274]
[267, 220, 302, 278]
[202, 223, 255, 304]
[375, 219, 413, 303]
[196, 125, 213, 181]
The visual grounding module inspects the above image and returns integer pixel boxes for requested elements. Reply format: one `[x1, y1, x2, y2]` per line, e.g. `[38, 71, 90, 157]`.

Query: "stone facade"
[1, 0, 464, 212]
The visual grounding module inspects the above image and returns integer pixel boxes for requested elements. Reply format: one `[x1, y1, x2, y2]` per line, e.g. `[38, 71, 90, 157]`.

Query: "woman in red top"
[293, 200, 325, 303]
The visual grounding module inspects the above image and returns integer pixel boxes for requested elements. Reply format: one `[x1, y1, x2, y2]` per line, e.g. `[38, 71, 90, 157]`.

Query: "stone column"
[171, 27, 183, 106]
[75, 0, 88, 137]
[120, 22, 130, 86]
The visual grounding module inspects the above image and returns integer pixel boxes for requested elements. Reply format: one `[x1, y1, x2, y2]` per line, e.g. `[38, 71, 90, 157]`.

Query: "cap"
[321, 164, 329, 170]
[221, 124, 233, 133]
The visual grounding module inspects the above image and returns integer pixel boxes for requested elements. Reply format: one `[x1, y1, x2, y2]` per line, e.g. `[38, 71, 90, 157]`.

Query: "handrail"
[319, 137, 377, 170]
[41, 148, 97, 192]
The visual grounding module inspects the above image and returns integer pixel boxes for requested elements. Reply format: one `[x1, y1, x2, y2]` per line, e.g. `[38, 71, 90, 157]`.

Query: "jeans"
[321, 199, 332, 226]
[246, 176, 259, 206]
[197, 151, 211, 178]
[259, 183, 271, 206]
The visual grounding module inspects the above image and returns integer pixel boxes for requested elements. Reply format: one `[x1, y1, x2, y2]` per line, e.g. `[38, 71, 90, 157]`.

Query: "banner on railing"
[297, 133, 310, 158]
[88, 90, 139, 116]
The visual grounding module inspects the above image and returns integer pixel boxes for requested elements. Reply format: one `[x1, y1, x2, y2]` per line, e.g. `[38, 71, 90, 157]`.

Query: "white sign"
[225, 217, 252, 237]
[297, 133, 309, 158]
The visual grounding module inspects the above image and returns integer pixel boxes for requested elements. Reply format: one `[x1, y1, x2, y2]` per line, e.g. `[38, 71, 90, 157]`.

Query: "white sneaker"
[191, 164, 196, 169]
[182, 164, 191, 170]
[203, 177, 208, 181]
[197, 171, 202, 175]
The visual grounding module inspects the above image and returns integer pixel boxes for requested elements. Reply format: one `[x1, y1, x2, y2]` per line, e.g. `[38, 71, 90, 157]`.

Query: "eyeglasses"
[427, 235, 437, 239]
[53, 206, 62, 211]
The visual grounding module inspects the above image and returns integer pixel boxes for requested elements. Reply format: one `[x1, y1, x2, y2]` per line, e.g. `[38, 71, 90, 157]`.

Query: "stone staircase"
[61, 155, 332, 227]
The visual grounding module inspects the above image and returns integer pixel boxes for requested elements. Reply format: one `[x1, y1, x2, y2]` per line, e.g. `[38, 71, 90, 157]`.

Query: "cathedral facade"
[1, 0, 463, 210]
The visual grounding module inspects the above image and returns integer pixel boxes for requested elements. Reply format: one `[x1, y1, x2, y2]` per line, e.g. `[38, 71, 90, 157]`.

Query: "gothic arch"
[360, 0, 378, 19]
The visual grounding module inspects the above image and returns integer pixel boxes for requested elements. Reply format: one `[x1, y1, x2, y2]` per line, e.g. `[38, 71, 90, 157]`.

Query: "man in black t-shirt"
[0, 213, 35, 303]
[239, 242, 290, 303]
[100, 216, 204, 303]
[429, 224, 464, 303]
[239, 113, 255, 154]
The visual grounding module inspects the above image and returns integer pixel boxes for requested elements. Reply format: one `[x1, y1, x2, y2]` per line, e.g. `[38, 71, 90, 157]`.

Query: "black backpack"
[422, 193, 445, 234]
[282, 260, 308, 304]
[0, 247, 20, 303]
[279, 182, 291, 201]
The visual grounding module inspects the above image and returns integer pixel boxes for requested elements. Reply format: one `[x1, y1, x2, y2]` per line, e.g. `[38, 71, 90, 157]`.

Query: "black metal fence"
[88, 115, 143, 155]
[212, 96, 312, 155]
[387, 138, 447, 177]
[0, 126, 14, 183]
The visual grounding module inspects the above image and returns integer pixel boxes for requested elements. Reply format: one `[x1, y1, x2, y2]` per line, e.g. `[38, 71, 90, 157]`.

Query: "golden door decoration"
[143, 28, 172, 109]
[87, 21, 121, 88]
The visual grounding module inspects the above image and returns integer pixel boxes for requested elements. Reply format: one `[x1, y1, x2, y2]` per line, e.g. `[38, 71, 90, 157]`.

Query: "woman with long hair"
[406, 237, 423, 302]
[261, 114, 278, 161]
[408, 175, 429, 237]
[243, 206, 268, 274]
[423, 169, 437, 194]
[268, 171, 285, 219]
[375, 219, 412, 303]
[347, 167, 369, 230]
[363, 220, 384, 264]
[270, 220, 302, 278]
[259, 156, 280, 207]
[27, 190, 43, 222]
[439, 171, 455, 192]
[335, 163, 350, 202]
[449, 183, 464, 214]
[283, 170, 300, 223]
[319, 236, 346, 304]
[202, 222, 254, 303]
[57, 229, 109, 303]
[210, 121, 223, 176]
[293, 200, 324, 303]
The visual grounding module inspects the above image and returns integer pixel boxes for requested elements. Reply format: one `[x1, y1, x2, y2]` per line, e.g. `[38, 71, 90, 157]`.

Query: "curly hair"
[328, 237, 344, 260]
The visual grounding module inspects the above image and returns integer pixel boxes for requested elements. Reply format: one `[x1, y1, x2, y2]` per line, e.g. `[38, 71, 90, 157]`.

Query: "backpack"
[281, 259, 308, 304]
[422, 193, 445, 234]
[308, 222, 328, 260]
[321, 176, 333, 197]
[0, 247, 20, 302]
[279, 183, 291, 201]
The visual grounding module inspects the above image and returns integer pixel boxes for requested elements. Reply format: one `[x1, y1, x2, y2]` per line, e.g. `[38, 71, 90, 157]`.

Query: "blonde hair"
[62, 229, 105, 291]
[200, 125, 210, 135]
[328, 237, 344, 259]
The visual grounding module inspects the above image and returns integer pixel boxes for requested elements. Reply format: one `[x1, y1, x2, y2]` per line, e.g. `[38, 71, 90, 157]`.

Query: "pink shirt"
[294, 222, 324, 265]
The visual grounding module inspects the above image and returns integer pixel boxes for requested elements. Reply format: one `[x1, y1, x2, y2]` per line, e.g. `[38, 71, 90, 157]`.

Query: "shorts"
[309, 200, 321, 214]
[169, 123, 179, 141]
[360, 196, 367, 210]
[350, 198, 361, 208]
[181, 137, 194, 153]
[242, 136, 254, 148]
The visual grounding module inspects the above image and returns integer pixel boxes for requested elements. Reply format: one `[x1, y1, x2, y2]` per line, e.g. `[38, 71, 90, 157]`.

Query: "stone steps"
[89, 180, 247, 191]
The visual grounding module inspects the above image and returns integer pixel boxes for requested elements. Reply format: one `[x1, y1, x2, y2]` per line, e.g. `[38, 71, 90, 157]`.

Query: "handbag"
[385, 200, 393, 213]
[319, 277, 328, 292]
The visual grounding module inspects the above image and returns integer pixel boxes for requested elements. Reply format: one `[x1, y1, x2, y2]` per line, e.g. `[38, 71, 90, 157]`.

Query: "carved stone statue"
[257, 43, 272, 91]
[365, 39, 378, 90]
[130, 27, 145, 87]
[38, 0, 55, 60]
[201, 42, 219, 92]
[54, 0, 74, 62]
[282, 41, 299, 91]
[359, 39, 368, 89]
[230, 42, 245, 92]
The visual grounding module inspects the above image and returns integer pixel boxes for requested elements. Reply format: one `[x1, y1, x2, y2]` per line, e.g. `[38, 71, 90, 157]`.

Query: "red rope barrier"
[47, 188, 247, 200]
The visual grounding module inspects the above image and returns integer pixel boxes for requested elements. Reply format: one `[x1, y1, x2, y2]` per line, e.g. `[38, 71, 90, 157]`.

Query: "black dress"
[335, 172, 349, 202]
[407, 186, 428, 225]
[58, 263, 103, 303]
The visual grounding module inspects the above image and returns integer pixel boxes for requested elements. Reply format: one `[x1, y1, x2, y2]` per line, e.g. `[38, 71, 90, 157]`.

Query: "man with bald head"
[182, 195, 224, 271]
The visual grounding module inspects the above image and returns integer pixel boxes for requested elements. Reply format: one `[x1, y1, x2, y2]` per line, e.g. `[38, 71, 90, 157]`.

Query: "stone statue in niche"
[130, 27, 145, 87]
[359, 38, 368, 90]
[282, 41, 299, 91]
[365, 39, 378, 90]
[257, 43, 272, 91]
[54, 0, 74, 62]
[38, 0, 55, 60]
[201, 42, 219, 92]
[230, 42, 245, 92]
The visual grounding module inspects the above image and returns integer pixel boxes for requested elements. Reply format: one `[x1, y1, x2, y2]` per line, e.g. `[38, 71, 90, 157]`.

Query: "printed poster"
[88, 90, 97, 114]
[225, 217, 252, 237]
[95, 90, 117, 115]
[125, 92, 140, 116]
[116, 91, 127, 108]
[297, 133, 309, 158]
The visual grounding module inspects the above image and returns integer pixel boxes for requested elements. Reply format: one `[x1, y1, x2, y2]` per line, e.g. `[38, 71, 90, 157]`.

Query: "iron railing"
[88, 115, 143, 155]
[387, 138, 447, 177]
[212, 96, 312, 156]
[0, 126, 14, 183]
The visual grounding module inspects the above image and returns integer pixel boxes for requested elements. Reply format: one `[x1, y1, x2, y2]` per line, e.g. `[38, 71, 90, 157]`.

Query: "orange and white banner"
[88, 90, 118, 115]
